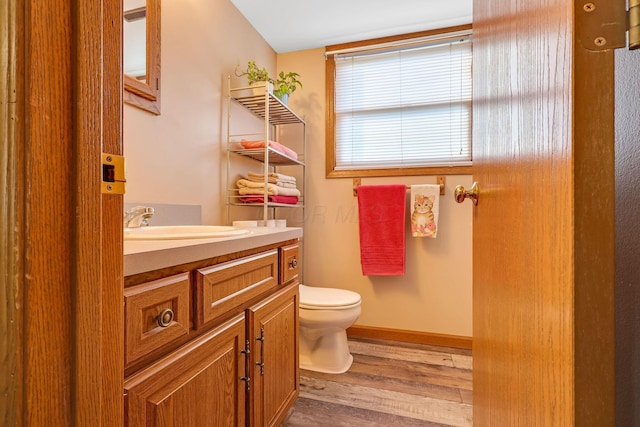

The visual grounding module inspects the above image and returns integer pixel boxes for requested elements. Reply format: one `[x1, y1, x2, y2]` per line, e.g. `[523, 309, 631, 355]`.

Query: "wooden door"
[248, 284, 299, 427]
[472, 0, 615, 425]
[1, 1, 123, 425]
[124, 314, 247, 427]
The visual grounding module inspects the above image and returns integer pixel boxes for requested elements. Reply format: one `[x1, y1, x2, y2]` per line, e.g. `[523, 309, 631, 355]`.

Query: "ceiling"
[229, 0, 473, 54]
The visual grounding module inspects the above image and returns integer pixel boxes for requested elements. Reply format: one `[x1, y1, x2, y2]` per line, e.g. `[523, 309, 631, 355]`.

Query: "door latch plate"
[102, 153, 126, 194]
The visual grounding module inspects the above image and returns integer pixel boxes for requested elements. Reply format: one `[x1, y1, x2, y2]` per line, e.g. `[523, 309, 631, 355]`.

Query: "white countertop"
[124, 227, 303, 276]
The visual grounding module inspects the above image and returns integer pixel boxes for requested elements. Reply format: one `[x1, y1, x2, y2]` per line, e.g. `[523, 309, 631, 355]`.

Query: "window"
[326, 26, 472, 177]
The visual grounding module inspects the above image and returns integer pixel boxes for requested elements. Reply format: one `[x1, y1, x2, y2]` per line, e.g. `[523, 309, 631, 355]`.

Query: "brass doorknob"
[454, 182, 479, 206]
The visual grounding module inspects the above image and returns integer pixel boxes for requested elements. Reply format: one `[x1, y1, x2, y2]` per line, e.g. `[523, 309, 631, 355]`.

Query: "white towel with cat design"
[410, 184, 440, 238]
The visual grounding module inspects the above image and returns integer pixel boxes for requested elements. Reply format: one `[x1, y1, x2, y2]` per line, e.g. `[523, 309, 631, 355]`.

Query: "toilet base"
[299, 329, 354, 374]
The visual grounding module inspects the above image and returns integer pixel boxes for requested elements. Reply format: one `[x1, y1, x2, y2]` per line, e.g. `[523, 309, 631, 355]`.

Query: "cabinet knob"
[288, 257, 297, 270]
[157, 308, 174, 328]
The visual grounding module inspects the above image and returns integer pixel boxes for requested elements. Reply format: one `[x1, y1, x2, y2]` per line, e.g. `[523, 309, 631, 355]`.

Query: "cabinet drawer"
[124, 273, 190, 366]
[279, 244, 299, 284]
[194, 250, 278, 329]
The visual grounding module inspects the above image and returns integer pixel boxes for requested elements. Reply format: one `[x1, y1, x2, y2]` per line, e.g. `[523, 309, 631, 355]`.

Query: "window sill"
[326, 165, 472, 178]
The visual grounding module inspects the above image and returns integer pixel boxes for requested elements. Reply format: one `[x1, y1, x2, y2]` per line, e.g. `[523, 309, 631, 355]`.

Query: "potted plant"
[273, 71, 302, 104]
[236, 61, 273, 93]
[236, 62, 302, 103]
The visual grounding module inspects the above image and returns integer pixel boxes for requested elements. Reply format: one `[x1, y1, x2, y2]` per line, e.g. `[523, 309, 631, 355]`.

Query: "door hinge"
[102, 153, 126, 194]
[578, 0, 640, 51]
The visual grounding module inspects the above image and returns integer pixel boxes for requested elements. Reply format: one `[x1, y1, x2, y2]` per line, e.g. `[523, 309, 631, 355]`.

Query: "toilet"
[298, 284, 362, 374]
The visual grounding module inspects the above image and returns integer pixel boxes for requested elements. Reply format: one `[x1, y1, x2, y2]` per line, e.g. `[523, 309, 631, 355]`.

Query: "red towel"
[240, 195, 299, 205]
[357, 185, 406, 276]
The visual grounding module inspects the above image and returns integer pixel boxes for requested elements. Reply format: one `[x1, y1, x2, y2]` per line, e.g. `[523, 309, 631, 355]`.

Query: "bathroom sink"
[124, 225, 251, 240]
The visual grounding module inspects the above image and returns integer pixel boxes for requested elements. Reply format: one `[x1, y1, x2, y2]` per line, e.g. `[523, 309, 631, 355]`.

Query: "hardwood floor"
[283, 338, 472, 427]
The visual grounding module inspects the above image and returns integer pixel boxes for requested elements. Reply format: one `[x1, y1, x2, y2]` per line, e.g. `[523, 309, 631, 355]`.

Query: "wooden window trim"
[325, 24, 473, 179]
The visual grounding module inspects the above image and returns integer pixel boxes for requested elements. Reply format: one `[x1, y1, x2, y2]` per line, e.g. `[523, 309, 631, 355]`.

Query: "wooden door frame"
[1, 0, 123, 425]
[573, 37, 616, 423]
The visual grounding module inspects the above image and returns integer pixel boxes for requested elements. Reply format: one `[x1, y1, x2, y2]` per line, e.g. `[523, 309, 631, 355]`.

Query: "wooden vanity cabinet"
[124, 241, 300, 427]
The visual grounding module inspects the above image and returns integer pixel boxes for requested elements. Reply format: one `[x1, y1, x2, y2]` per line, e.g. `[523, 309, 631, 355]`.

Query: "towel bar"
[352, 176, 446, 197]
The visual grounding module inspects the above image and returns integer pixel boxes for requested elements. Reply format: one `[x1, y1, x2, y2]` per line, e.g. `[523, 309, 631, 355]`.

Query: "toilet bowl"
[298, 284, 362, 374]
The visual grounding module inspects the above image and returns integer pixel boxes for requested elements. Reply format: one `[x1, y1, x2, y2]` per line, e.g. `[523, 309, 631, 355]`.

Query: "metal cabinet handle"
[240, 339, 251, 391]
[288, 257, 297, 270]
[240, 376, 251, 391]
[256, 327, 265, 376]
[157, 308, 174, 327]
[454, 182, 479, 206]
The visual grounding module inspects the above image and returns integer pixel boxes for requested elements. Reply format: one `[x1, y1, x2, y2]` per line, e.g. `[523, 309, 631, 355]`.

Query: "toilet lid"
[299, 284, 361, 309]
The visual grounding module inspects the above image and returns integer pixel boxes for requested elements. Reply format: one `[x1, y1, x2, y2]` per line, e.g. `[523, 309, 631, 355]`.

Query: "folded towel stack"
[236, 177, 300, 205]
[247, 172, 297, 189]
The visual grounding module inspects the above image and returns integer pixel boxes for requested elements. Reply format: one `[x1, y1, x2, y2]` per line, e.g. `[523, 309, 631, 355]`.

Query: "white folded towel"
[275, 181, 298, 189]
[236, 179, 301, 197]
[247, 171, 296, 184]
[410, 184, 440, 238]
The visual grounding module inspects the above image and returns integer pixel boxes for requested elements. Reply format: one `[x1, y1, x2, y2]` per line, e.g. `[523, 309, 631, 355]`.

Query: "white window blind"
[332, 33, 472, 170]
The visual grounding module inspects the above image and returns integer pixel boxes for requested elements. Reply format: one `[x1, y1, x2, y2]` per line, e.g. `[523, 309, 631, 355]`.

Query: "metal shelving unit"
[226, 78, 306, 224]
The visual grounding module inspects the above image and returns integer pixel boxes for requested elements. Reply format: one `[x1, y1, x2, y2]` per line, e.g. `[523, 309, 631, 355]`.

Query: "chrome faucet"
[124, 206, 155, 228]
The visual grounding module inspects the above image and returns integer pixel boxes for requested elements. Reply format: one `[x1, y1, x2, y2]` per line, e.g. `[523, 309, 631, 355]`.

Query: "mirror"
[123, 0, 161, 115]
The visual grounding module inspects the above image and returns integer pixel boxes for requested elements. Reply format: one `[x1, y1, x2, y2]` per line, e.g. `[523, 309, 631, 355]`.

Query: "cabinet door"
[247, 283, 299, 427]
[125, 314, 247, 427]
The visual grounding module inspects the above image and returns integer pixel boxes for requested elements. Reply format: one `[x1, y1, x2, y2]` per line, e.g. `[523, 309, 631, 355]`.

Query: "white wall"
[614, 47, 640, 425]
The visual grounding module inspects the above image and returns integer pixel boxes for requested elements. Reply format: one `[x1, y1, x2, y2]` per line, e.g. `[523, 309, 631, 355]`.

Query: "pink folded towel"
[357, 185, 406, 276]
[240, 139, 298, 160]
[240, 195, 299, 205]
